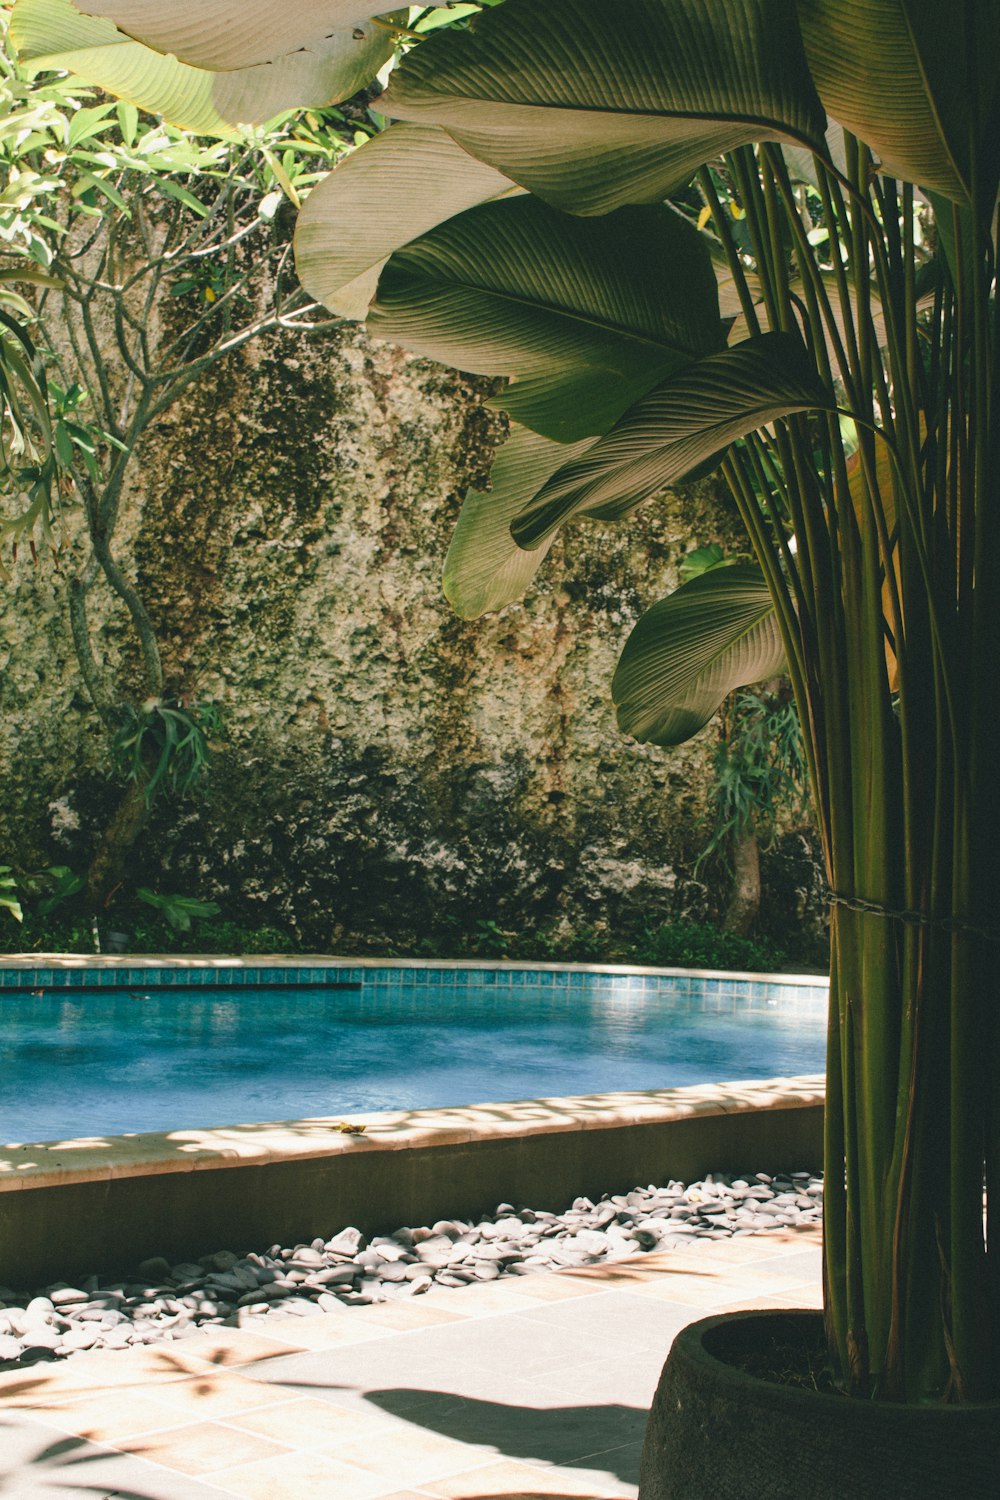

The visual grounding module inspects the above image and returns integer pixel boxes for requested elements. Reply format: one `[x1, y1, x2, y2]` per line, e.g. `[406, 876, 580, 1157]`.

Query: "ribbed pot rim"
[678, 1309, 1000, 1419]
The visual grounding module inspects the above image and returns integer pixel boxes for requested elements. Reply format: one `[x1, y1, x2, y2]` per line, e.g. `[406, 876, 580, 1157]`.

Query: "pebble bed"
[0, 1170, 822, 1368]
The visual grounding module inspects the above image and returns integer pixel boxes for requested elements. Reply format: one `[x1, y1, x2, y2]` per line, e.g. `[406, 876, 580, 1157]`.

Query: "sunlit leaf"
[612, 563, 786, 745]
[383, 0, 827, 213]
[295, 123, 521, 320]
[511, 333, 833, 546]
[371, 194, 725, 442]
[73, 0, 392, 71]
[798, 0, 1000, 206]
[12, 0, 395, 135]
[443, 424, 597, 618]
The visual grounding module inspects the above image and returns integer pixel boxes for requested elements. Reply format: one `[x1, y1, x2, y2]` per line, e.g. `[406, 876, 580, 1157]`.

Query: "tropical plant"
[134, 886, 220, 932]
[111, 697, 224, 803]
[36, 0, 1000, 1408]
[0, 864, 23, 921]
[0, 0, 395, 899]
[698, 686, 810, 935]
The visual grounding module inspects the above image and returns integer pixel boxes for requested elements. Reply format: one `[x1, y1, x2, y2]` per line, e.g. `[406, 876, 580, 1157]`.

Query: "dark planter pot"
[639, 1310, 1000, 1500]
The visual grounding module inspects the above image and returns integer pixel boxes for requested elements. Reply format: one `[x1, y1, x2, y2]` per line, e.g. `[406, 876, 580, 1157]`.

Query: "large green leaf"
[370, 194, 725, 442]
[295, 124, 521, 320]
[72, 0, 385, 71]
[383, 0, 827, 214]
[612, 563, 785, 745]
[443, 424, 597, 618]
[798, 0, 1000, 207]
[12, 0, 394, 134]
[511, 333, 833, 547]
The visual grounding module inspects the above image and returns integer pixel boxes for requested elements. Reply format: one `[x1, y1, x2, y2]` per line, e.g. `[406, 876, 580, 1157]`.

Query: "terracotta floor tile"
[423, 1456, 624, 1497]
[505, 1276, 607, 1303]
[421, 1285, 545, 1318]
[179, 1327, 306, 1367]
[627, 1270, 805, 1307]
[708, 1295, 793, 1313]
[206, 1447, 390, 1500]
[325, 1422, 488, 1485]
[248, 1311, 395, 1349]
[120, 1418, 290, 1474]
[0, 1343, 206, 1403]
[353, 1300, 471, 1332]
[372, 1492, 448, 1500]
[142, 1370, 288, 1422]
[370, 1492, 444, 1500]
[22, 1389, 190, 1442]
[756, 1283, 824, 1310]
[226, 1394, 395, 1447]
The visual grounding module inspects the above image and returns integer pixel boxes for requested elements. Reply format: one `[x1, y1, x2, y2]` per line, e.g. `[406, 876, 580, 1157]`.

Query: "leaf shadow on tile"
[362, 1387, 646, 1485]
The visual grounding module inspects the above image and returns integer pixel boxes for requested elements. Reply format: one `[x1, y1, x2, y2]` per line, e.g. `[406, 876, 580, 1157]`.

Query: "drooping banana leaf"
[612, 562, 785, 745]
[382, 0, 827, 214]
[370, 194, 726, 442]
[67, 0, 387, 71]
[443, 424, 598, 618]
[511, 332, 833, 546]
[797, 0, 1000, 207]
[11, 0, 395, 134]
[295, 124, 521, 320]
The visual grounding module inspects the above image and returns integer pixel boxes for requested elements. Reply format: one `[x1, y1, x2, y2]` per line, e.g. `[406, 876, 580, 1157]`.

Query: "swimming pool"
[0, 961, 827, 1142]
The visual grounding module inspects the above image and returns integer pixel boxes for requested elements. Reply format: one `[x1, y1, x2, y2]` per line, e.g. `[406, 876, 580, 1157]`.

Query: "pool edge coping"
[1, 1075, 826, 1195]
[0, 953, 830, 987]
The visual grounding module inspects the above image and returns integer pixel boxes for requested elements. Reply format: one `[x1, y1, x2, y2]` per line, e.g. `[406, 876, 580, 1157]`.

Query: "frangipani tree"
[15, 0, 1000, 1406]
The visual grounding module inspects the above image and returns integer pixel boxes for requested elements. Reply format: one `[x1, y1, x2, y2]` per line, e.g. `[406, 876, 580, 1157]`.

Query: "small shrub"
[635, 920, 789, 973]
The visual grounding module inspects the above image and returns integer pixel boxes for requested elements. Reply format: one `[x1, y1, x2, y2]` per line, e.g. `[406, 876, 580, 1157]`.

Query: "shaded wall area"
[0, 324, 824, 955]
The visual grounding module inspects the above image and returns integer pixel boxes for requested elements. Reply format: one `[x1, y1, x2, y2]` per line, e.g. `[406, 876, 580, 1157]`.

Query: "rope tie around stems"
[827, 891, 1000, 945]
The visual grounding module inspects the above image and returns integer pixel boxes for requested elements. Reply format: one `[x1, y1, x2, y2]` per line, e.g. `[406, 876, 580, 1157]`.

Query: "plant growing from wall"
[0, 0, 395, 900]
[698, 687, 809, 935]
[669, 545, 812, 935]
[39, 0, 1000, 1413]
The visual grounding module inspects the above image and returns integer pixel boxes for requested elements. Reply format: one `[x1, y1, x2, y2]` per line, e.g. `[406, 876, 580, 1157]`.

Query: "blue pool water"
[0, 968, 827, 1142]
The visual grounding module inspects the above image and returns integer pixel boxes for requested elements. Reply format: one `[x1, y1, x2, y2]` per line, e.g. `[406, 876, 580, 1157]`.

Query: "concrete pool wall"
[0, 958, 827, 1284]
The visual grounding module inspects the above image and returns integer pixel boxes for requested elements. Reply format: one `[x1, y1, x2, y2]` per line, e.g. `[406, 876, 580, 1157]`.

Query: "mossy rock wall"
[0, 324, 823, 955]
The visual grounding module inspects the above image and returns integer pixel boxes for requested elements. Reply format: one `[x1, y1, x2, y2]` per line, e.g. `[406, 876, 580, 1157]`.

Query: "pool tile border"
[0, 954, 829, 1016]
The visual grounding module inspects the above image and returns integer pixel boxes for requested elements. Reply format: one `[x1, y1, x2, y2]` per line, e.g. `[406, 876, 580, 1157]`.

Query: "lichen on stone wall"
[0, 314, 823, 956]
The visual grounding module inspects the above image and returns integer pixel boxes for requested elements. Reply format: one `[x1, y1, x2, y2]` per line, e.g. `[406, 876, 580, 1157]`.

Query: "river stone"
[58, 1325, 100, 1352]
[377, 1262, 410, 1283]
[3, 1169, 822, 1369]
[288, 1248, 325, 1268]
[325, 1228, 366, 1257]
[137, 1257, 172, 1281]
[171, 1263, 206, 1282]
[370, 1239, 410, 1262]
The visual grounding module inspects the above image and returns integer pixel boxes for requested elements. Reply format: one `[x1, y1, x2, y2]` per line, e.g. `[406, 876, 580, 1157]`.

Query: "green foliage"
[0, 864, 23, 922]
[0, 860, 85, 923]
[699, 690, 809, 871]
[0, 909, 296, 954]
[21, 0, 1000, 1403]
[612, 563, 785, 745]
[134, 887, 221, 932]
[634, 921, 788, 974]
[24, 861, 84, 914]
[111, 698, 223, 802]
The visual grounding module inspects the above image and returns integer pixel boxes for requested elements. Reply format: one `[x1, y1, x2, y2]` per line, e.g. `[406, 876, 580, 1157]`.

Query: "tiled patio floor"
[0, 1230, 820, 1500]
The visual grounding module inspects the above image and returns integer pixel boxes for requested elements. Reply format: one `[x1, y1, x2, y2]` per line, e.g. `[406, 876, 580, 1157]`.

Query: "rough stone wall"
[0, 320, 821, 952]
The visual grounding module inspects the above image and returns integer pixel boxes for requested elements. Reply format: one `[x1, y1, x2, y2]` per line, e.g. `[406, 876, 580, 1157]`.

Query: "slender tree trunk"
[722, 829, 760, 935]
[85, 778, 150, 907]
